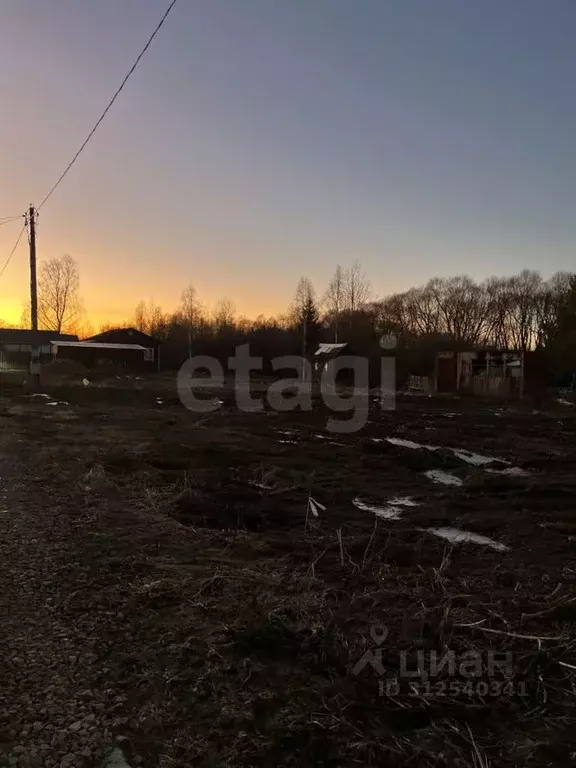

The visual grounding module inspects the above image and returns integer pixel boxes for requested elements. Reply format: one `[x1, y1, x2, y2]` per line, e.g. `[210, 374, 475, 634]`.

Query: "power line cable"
[0, 223, 26, 279]
[0, 215, 23, 227]
[38, 0, 180, 211]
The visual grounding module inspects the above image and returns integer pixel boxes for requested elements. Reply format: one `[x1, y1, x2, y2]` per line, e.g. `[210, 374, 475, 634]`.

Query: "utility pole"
[28, 205, 38, 330]
[27, 205, 40, 389]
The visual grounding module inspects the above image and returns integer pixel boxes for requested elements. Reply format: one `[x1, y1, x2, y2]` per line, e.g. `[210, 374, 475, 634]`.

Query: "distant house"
[313, 343, 348, 377]
[85, 328, 162, 370]
[433, 349, 527, 399]
[51, 340, 155, 371]
[0, 328, 78, 353]
[0, 329, 78, 371]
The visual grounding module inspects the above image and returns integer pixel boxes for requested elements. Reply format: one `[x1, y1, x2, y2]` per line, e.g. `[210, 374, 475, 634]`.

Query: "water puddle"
[424, 469, 463, 486]
[451, 448, 499, 467]
[384, 435, 507, 470]
[386, 437, 438, 450]
[389, 496, 418, 507]
[487, 466, 527, 477]
[353, 498, 403, 520]
[557, 398, 574, 407]
[353, 495, 419, 520]
[423, 526, 508, 552]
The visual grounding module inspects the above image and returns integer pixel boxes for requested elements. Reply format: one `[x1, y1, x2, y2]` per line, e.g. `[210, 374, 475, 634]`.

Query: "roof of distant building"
[86, 327, 160, 345]
[315, 342, 348, 356]
[0, 328, 78, 344]
[52, 341, 147, 350]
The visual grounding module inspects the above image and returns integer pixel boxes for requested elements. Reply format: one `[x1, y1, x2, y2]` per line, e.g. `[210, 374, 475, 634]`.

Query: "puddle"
[387, 436, 505, 468]
[487, 466, 527, 477]
[389, 496, 418, 507]
[386, 437, 438, 451]
[423, 527, 508, 552]
[353, 498, 403, 520]
[424, 469, 463, 487]
[46, 402, 59, 407]
[557, 398, 574, 407]
[376, 435, 511, 473]
[28, 393, 51, 399]
[451, 448, 499, 467]
[278, 440, 298, 445]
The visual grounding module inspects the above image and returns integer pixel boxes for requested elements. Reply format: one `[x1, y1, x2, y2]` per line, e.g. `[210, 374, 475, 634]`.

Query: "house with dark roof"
[0, 329, 78, 351]
[85, 328, 161, 370]
[0, 329, 78, 370]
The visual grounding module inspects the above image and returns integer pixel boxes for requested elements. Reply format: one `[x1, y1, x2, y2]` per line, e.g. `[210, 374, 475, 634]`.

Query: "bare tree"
[179, 283, 201, 358]
[505, 270, 542, 350]
[324, 265, 345, 342]
[37, 255, 82, 333]
[427, 276, 488, 344]
[134, 300, 164, 336]
[292, 277, 320, 365]
[343, 260, 371, 313]
[212, 297, 236, 333]
[534, 272, 574, 349]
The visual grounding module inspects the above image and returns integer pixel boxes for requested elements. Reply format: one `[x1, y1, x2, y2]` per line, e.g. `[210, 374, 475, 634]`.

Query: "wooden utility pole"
[28, 205, 38, 330]
[27, 205, 40, 389]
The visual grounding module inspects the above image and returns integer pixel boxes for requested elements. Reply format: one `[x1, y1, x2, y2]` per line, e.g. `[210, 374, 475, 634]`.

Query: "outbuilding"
[85, 328, 161, 369]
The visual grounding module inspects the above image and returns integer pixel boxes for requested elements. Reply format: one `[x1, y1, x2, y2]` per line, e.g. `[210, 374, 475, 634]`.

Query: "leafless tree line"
[128, 263, 575, 358]
[13, 253, 574, 371]
[373, 270, 574, 350]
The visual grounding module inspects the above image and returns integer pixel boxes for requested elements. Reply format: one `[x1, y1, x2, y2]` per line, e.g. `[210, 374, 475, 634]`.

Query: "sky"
[1, 0, 575, 328]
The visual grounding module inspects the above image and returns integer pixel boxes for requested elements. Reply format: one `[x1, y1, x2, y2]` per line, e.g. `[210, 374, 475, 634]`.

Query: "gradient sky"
[1, 0, 575, 327]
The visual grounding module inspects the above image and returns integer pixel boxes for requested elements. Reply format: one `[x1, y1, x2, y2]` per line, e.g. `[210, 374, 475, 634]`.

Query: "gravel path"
[0, 468, 131, 768]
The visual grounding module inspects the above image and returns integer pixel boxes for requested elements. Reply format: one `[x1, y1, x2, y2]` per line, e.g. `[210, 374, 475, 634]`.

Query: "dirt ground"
[1, 377, 576, 767]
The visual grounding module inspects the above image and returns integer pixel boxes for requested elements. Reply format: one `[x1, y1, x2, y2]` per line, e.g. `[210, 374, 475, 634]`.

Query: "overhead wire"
[37, 0, 180, 211]
[0, 223, 26, 279]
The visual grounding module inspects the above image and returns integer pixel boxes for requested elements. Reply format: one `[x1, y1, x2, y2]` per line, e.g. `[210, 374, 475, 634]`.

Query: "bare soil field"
[1, 379, 576, 767]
